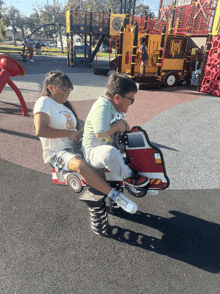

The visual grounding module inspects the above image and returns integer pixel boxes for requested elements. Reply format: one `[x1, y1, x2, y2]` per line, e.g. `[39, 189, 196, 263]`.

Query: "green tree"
[5, 6, 20, 45]
[0, 0, 4, 18]
[0, 6, 7, 40]
[25, 11, 41, 39]
[32, 2, 66, 51]
[33, 2, 65, 38]
[66, 0, 151, 16]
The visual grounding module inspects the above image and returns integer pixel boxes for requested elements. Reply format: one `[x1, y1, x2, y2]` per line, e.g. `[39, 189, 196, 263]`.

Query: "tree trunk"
[13, 26, 17, 46]
[59, 26, 63, 54]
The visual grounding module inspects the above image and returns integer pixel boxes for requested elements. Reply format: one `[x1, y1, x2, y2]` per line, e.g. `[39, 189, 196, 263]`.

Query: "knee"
[103, 147, 121, 164]
[69, 156, 88, 173]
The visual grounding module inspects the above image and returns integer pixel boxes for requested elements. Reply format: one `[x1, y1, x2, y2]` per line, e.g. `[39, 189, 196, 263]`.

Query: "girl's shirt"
[34, 96, 77, 163]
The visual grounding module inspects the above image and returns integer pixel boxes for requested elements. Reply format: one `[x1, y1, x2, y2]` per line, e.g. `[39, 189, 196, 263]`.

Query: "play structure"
[52, 126, 169, 196]
[0, 54, 28, 116]
[117, 25, 191, 87]
[51, 126, 170, 234]
[65, 0, 219, 92]
[200, 0, 220, 96]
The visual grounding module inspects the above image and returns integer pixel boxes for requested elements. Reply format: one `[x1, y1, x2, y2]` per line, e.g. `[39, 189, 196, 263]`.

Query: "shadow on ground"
[107, 210, 220, 274]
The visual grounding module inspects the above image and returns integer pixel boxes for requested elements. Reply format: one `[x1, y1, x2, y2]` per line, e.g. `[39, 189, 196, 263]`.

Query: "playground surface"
[0, 55, 220, 294]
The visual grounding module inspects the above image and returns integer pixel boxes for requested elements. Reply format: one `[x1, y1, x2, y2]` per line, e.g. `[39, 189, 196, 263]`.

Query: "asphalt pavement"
[0, 54, 219, 294]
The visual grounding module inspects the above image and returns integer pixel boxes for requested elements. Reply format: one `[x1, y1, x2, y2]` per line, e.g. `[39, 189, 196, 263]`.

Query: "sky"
[4, 0, 159, 17]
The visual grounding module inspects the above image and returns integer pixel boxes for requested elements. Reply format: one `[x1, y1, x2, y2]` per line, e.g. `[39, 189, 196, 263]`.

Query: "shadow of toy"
[107, 210, 220, 273]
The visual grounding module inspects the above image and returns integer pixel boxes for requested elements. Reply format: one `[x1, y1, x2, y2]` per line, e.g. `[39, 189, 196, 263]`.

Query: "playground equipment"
[0, 54, 28, 116]
[51, 126, 169, 234]
[115, 0, 218, 86]
[65, 0, 219, 92]
[66, 8, 109, 68]
[117, 24, 191, 87]
[200, 0, 220, 96]
[52, 126, 170, 196]
[157, 0, 216, 36]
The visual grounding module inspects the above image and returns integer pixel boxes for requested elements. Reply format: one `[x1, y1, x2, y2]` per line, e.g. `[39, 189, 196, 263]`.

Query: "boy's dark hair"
[139, 37, 146, 44]
[106, 73, 137, 98]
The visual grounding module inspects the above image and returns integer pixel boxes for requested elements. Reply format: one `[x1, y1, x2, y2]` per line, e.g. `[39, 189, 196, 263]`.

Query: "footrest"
[79, 187, 106, 207]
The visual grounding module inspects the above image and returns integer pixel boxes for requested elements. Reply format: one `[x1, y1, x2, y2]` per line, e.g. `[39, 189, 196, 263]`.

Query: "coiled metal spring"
[89, 200, 108, 235]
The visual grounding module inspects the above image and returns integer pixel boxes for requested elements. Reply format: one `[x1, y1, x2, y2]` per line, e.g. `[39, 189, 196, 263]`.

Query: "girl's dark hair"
[106, 73, 137, 98]
[41, 71, 80, 130]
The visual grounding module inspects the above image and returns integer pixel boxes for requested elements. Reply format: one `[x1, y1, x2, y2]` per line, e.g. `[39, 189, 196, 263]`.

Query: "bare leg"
[68, 156, 111, 195]
[68, 157, 138, 214]
[140, 65, 145, 76]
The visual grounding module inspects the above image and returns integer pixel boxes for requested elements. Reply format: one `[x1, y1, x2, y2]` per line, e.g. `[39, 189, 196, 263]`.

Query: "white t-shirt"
[33, 96, 77, 163]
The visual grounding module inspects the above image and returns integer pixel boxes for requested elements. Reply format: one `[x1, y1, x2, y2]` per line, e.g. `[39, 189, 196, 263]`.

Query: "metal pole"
[170, 0, 176, 34]
[89, 9, 92, 68]
[118, 25, 124, 73]
[124, 0, 127, 14]
[130, 23, 138, 78]
[156, 27, 166, 77]
[133, 0, 136, 16]
[129, 0, 132, 15]
[144, 11, 148, 30]
[67, 32, 70, 66]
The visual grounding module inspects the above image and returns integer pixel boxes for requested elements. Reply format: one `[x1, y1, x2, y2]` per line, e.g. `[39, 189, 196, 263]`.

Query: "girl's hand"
[70, 130, 83, 141]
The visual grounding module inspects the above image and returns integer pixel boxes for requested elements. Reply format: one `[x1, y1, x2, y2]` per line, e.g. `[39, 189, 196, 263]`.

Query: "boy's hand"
[116, 120, 130, 133]
[121, 120, 131, 131]
[116, 121, 127, 133]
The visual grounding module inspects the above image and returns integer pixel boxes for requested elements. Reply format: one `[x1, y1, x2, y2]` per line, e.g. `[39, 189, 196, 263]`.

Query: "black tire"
[125, 184, 147, 198]
[66, 174, 83, 193]
[164, 72, 179, 87]
[93, 67, 109, 76]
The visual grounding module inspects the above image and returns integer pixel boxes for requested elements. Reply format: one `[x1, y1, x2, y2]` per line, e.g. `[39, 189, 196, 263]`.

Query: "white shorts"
[49, 148, 81, 173]
[83, 145, 132, 179]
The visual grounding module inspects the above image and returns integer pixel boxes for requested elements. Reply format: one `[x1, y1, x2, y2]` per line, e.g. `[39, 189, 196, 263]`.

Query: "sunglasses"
[53, 84, 73, 91]
[123, 95, 135, 105]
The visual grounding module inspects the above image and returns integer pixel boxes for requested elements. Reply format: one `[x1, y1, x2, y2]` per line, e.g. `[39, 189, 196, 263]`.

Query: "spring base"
[79, 187, 109, 235]
[89, 200, 108, 235]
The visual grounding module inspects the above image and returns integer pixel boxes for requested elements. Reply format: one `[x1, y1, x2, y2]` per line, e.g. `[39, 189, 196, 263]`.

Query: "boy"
[82, 73, 150, 193]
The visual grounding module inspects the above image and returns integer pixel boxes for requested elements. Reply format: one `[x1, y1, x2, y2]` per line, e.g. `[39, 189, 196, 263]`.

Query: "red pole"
[0, 70, 11, 93]
[7, 79, 28, 116]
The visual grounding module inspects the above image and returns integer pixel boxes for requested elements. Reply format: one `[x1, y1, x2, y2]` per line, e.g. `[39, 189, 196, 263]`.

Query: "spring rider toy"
[0, 54, 28, 116]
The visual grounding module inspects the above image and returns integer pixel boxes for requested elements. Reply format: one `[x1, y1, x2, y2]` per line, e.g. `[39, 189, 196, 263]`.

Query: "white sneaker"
[29, 59, 34, 62]
[108, 190, 138, 214]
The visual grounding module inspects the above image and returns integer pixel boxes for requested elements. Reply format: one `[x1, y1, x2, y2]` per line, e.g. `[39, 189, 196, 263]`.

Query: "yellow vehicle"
[117, 24, 191, 87]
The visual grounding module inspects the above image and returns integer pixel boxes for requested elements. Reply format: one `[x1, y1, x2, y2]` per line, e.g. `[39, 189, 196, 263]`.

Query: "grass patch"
[0, 45, 115, 58]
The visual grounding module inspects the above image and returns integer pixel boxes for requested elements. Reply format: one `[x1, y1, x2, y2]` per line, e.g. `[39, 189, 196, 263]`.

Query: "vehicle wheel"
[66, 174, 82, 193]
[125, 184, 147, 198]
[164, 72, 179, 87]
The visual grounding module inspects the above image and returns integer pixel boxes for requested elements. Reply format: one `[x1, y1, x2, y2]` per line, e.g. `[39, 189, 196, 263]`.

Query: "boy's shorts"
[49, 148, 81, 173]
